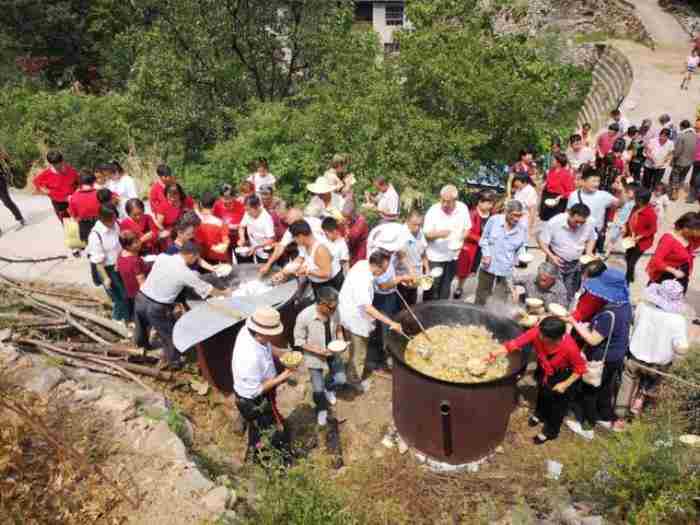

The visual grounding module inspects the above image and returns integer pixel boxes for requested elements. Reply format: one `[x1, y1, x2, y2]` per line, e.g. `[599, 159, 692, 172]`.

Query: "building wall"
[372, 2, 401, 45]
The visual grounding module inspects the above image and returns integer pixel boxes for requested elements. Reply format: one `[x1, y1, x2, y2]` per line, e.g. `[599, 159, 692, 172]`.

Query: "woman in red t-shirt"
[213, 183, 245, 245]
[647, 212, 700, 293]
[116, 231, 150, 321]
[624, 188, 657, 284]
[156, 184, 194, 249]
[120, 198, 160, 254]
[454, 191, 495, 299]
[540, 154, 575, 221]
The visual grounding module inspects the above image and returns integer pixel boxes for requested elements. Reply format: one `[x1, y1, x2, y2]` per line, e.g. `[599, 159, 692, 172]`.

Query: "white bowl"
[525, 297, 544, 308]
[579, 254, 597, 265]
[519, 253, 534, 264]
[548, 303, 568, 317]
[235, 246, 252, 256]
[544, 198, 558, 207]
[448, 240, 464, 251]
[327, 340, 349, 353]
[430, 267, 444, 278]
[283, 261, 301, 273]
[215, 264, 233, 277]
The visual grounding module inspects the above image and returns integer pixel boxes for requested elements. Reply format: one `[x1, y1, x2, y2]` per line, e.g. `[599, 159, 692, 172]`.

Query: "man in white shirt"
[232, 307, 295, 460]
[134, 241, 229, 368]
[608, 109, 629, 135]
[423, 185, 470, 300]
[321, 217, 350, 274]
[614, 280, 689, 429]
[397, 210, 429, 306]
[367, 177, 400, 221]
[643, 128, 674, 190]
[238, 194, 275, 261]
[259, 208, 323, 275]
[538, 204, 597, 302]
[339, 250, 403, 392]
[87, 205, 131, 323]
[566, 167, 618, 253]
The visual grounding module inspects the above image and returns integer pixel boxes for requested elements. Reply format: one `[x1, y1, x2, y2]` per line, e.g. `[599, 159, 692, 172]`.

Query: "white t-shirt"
[630, 302, 688, 365]
[327, 238, 350, 264]
[513, 184, 538, 228]
[423, 201, 470, 262]
[339, 260, 376, 337]
[248, 173, 276, 190]
[566, 147, 595, 171]
[651, 193, 670, 226]
[279, 217, 324, 248]
[688, 55, 700, 69]
[304, 193, 345, 219]
[366, 222, 404, 256]
[398, 224, 427, 276]
[566, 189, 616, 231]
[298, 241, 342, 284]
[376, 185, 400, 218]
[232, 327, 277, 399]
[107, 176, 138, 218]
[241, 209, 275, 259]
[645, 139, 674, 168]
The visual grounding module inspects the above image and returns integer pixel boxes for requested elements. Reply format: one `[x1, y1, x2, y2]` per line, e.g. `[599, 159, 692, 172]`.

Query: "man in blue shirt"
[475, 200, 528, 306]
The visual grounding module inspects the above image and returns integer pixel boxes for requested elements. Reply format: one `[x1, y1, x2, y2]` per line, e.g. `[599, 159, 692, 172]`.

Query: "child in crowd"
[116, 230, 149, 321]
[321, 217, 350, 275]
[681, 48, 700, 90]
[651, 182, 671, 230]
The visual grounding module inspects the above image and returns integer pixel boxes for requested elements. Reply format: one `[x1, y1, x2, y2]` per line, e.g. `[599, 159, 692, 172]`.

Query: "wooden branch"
[56, 342, 156, 361]
[633, 362, 700, 390]
[30, 294, 129, 338]
[64, 314, 112, 345]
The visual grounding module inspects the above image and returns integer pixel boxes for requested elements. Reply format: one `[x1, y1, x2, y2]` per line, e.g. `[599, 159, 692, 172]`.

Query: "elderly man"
[474, 200, 528, 306]
[135, 242, 230, 369]
[305, 176, 345, 219]
[538, 203, 597, 303]
[513, 262, 569, 309]
[423, 185, 471, 300]
[232, 307, 295, 462]
[339, 250, 403, 392]
[294, 287, 347, 427]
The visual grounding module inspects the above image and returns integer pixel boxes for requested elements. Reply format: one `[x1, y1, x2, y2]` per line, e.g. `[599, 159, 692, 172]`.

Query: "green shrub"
[566, 420, 700, 524]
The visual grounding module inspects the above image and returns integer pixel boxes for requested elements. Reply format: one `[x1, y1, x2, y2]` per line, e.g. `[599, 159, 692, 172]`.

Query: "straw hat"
[246, 307, 284, 336]
[323, 169, 344, 192]
[645, 280, 685, 314]
[307, 176, 335, 195]
[371, 224, 404, 253]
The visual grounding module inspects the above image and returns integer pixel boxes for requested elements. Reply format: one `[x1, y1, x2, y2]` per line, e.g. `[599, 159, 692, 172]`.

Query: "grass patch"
[574, 31, 611, 44]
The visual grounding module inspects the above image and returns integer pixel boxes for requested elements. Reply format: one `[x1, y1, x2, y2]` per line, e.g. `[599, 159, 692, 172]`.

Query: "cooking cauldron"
[386, 301, 528, 465]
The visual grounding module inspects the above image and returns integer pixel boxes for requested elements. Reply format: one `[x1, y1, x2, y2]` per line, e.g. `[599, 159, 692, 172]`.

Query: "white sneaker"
[317, 410, 328, 426]
[565, 419, 594, 441]
[597, 420, 612, 431]
[360, 379, 372, 393]
[324, 389, 337, 406]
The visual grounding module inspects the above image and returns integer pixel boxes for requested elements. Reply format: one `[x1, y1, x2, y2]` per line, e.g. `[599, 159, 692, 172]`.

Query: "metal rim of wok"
[388, 300, 528, 388]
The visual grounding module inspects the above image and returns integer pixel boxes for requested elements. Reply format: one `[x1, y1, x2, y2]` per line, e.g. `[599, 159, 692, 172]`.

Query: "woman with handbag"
[564, 267, 632, 439]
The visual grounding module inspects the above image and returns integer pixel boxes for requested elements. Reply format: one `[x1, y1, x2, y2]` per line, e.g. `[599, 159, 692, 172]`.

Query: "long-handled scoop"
[395, 289, 432, 342]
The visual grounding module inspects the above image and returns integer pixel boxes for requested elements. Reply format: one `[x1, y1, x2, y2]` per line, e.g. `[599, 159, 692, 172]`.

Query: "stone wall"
[576, 44, 634, 132]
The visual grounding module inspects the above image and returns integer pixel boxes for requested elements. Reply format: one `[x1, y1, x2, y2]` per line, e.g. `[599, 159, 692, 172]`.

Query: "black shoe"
[533, 433, 553, 445]
[528, 416, 541, 427]
[453, 288, 463, 299]
[18, 219, 26, 228]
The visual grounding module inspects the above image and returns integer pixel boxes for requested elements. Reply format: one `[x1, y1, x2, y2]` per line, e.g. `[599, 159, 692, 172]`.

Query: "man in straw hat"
[613, 280, 689, 430]
[305, 176, 345, 220]
[232, 306, 296, 461]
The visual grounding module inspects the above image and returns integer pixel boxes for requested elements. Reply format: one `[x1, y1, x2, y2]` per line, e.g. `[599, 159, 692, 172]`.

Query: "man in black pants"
[0, 151, 25, 235]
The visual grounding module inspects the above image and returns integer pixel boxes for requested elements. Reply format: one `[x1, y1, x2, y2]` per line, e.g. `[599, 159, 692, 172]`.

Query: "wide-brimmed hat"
[582, 267, 630, 304]
[645, 280, 685, 314]
[246, 307, 283, 336]
[323, 170, 344, 192]
[307, 176, 335, 195]
[371, 224, 403, 253]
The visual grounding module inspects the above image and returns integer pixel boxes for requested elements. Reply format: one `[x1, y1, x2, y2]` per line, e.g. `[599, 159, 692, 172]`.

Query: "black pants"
[629, 161, 643, 183]
[572, 360, 623, 426]
[475, 269, 510, 306]
[535, 368, 573, 439]
[235, 393, 291, 464]
[397, 283, 417, 307]
[133, 292, 179, 364]
[78, 218, 97, 243]
[642, 167, 665, 190]
[424, 260, 456, 301]
[368, 291, 399, 368]
[690, 161, 700, 202]
[310, 271, 344, 300]
[0, 175, 23, 222]
[624, 246, 643, 284]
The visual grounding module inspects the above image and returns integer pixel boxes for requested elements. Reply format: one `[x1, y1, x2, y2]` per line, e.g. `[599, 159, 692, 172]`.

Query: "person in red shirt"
[120, 198, 159, 255]
[116, 230, 149, 321]
[148, 164, 175, 227]
[596, 123, 620, 166]
[213, 183, 245, 245]
[33, 150, 79, 223]
[68, 173, 102, 242]
[490, 317, 586, 444]
[195, 192, 231, 264]
[647, 211, 700, 293]
[454, 191, 495, 299]
[624, 188, 657, 284]
[540, 153, 575, 221]
[156, 184, 194, 248]
[342, 201, 368, 266]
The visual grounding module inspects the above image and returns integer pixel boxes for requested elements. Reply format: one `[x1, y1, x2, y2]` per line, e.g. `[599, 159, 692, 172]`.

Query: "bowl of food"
[547, 303, 568, 317]
[430, 267, 444, 278]
[214, 264, 233, 277]
[283, 260, 301, 274]
[518, 252, 534, 264]
[416, 275, 434, 291]
[679, 434, 700, 447]
[235, 246, 252, 257]
[519, 314, 538, 328]
[327, 340, 349, 354]
[525, 297, 544, 309]
[280, 351, 304, 369]
[621, 237, 636, 250]
[544, 198, 558, 207]
[579, 254, 597, 265]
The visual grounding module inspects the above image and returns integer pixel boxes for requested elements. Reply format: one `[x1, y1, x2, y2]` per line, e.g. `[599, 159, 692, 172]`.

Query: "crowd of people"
[1, 109, 695, 457]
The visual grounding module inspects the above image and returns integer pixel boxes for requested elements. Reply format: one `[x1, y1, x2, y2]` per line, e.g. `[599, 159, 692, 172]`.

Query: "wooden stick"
[633, 362, 700, 390]
[395, 289, 432, 342]
[29, 294, 129, 338]
[57, 342, 156, 361]
[64, 314, 112, 345]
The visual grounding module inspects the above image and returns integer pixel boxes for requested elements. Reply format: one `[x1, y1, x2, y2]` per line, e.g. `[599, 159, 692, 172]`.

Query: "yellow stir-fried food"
[280, 351, 303, 369]
[405, 325, 509, 383]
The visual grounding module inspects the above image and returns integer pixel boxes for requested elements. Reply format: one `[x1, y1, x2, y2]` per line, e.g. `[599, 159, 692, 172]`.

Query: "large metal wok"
[173, 263, 309, 394]
[386, 301, 528, 465]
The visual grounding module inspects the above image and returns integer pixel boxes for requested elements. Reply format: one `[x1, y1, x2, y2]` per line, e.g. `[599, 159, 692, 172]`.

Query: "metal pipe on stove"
[440, 400, 452, 457]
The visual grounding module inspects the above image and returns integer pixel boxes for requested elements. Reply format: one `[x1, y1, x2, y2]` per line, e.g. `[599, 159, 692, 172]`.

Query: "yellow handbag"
[63, 218, 86, 249]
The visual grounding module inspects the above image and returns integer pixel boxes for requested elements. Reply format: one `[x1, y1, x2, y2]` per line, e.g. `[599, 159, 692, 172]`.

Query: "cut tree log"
[30, 294, 129, 338]
[56, 342, 155, 360]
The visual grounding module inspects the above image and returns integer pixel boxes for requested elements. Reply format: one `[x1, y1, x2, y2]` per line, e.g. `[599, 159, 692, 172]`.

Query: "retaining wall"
[576, 44, 634, 133]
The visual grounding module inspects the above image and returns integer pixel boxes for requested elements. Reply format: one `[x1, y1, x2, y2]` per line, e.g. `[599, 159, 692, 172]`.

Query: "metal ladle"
[395, 289, 433, 358]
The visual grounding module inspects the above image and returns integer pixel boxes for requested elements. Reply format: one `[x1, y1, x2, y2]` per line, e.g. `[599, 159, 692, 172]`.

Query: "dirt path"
[635, 0, 689, 45]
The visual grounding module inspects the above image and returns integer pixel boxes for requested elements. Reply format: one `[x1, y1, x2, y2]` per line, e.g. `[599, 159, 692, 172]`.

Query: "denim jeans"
[309, 356, 347, 412]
